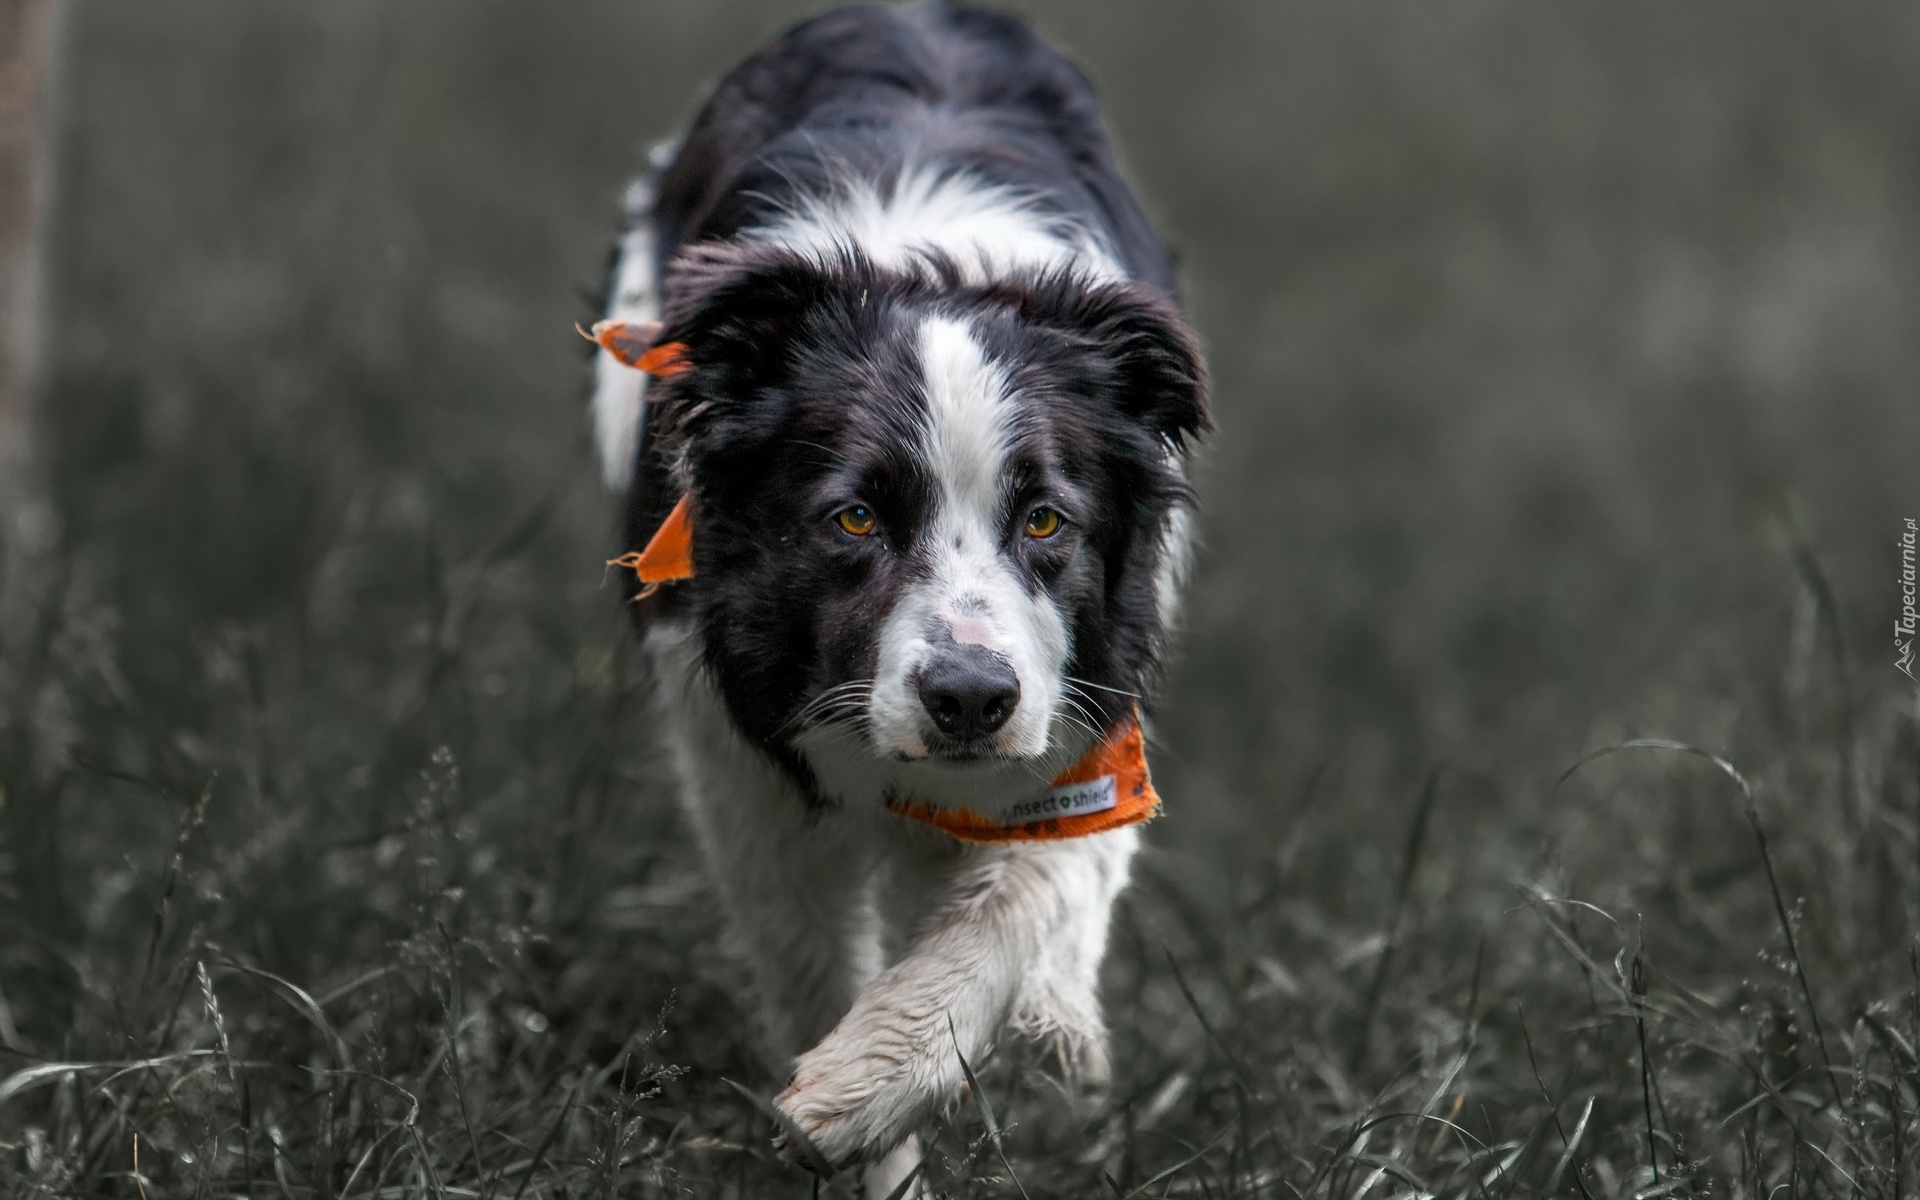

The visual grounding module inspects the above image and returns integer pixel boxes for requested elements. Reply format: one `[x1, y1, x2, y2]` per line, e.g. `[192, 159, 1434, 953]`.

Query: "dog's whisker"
[781, 680, 876, 734]
[1059, 682, 1114, 721]
[1055, 691, 1109, 738]
[1048, 701, 1105, 749]
[1063, 674, 1141, 702]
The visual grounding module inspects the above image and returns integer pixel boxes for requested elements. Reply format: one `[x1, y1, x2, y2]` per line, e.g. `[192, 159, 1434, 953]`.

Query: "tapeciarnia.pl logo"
[1899, 518, 1917, 680]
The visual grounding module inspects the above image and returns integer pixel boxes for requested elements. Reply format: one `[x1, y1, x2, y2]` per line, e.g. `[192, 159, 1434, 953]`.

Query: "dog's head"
[642, 243, 1207, 779]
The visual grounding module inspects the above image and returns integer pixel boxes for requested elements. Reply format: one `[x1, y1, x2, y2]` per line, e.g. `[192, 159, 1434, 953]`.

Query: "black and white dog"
[590, 3, 1206, 1187]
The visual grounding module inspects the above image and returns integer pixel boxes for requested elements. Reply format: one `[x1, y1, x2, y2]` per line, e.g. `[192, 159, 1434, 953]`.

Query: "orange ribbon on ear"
[885, 714, 1161, 843]
[634, 341, 693, 377]
[591, 320, 694, 598]
[607, 493, 695, 598]
[584, 318, 693, 378]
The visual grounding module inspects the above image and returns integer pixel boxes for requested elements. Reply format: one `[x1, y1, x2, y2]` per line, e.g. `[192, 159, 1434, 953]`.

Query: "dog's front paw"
[775, 1017, 961, 1171]
[1009, 979, 1112, 1099]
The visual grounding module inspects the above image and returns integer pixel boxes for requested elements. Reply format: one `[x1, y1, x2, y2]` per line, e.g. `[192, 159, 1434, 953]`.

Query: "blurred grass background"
[1, 2, 1917, 1196]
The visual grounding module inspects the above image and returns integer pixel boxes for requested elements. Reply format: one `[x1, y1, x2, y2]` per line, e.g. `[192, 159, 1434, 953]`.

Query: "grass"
[2, 0, 1918, 1196]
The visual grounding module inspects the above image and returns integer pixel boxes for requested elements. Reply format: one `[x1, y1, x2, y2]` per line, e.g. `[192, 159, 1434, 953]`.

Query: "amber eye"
[1024, 506, 1063, 538]
[835, 505, 877, 536]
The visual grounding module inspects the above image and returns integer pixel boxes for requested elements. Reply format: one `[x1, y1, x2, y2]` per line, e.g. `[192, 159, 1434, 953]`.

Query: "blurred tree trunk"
[1, 0, 63, 956]
[0, 0, 56, 469]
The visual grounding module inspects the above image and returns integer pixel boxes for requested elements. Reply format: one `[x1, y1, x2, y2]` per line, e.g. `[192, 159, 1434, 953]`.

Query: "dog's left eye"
[1023, 507, 1064, 538]
[834, 505, 878, 536]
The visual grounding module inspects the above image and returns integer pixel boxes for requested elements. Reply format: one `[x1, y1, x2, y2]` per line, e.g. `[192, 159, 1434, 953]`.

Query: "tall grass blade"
[947, 1015, 1031, 1200]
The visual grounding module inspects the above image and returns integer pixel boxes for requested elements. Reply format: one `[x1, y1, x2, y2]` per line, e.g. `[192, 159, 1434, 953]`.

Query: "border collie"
[589, 3, 1207, 1188]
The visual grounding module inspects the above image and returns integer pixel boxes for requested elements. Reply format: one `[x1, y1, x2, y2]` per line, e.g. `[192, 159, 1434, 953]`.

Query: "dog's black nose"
[918, 647, 1021, 739]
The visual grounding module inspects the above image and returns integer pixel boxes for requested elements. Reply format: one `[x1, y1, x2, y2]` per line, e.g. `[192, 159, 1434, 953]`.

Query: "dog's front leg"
[653, 642, 883, 1064]
[687, 791, 881, 1065]
[776, 826, 1137, 1168]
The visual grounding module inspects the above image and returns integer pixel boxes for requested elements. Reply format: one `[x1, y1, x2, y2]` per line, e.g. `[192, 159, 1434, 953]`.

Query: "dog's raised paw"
[775, 1024, 961, 1170]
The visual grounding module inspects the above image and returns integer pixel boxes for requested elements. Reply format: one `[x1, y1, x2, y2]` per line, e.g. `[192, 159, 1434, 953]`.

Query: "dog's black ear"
[1016, 276, 1210, 448]
[654, 241, 831, 398]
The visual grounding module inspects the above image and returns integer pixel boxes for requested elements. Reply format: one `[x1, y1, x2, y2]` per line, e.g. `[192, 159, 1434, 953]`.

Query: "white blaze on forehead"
[918, 315, 1013, 523]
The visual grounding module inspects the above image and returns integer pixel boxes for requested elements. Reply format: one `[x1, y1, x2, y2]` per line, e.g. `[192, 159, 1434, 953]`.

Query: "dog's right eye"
[834, 505, 877, 536]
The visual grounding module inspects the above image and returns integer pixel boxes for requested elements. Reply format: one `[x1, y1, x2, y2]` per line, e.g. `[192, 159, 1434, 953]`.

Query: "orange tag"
[607, 493, 694, 596]
[885, 715, 1161, 843]
[586, 318, 693, 378]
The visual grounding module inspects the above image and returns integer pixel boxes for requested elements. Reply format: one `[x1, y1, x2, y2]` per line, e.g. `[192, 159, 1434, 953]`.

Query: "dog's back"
[650, 4, 1175, 289]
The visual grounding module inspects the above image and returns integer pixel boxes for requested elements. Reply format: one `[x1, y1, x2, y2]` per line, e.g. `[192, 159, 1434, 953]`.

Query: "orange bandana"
[884, 715, 1161, 843]
[606, 493, 695, 599]
[608, 496, 1163, 843]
